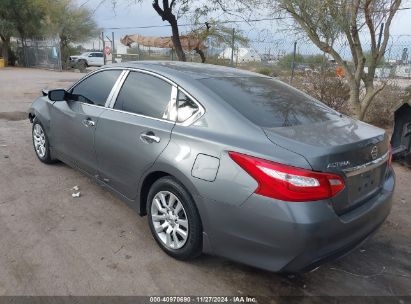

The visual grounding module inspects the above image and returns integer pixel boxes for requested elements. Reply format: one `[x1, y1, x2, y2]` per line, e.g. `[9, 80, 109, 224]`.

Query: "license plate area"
[347, 165, 384, 206]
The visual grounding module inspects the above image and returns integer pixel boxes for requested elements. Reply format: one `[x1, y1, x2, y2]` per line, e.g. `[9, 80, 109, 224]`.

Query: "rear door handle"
[82, 118, 95, 127]
[140, 132, 160, 144]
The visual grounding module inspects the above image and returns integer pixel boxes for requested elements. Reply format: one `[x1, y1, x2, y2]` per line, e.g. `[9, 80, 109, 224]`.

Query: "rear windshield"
[199, 77, 340, 128]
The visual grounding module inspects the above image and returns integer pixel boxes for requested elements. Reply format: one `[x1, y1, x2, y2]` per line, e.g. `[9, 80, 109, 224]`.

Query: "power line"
[101, 5, 411, 30]
[102, 17, 291, 30]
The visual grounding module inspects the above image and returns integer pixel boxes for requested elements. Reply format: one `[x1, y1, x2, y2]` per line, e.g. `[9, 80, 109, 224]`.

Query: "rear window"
[199, 77, 340, 128]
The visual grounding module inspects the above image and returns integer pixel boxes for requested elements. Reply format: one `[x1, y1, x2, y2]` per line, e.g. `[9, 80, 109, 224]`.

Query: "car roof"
[105, 61, 264, 80]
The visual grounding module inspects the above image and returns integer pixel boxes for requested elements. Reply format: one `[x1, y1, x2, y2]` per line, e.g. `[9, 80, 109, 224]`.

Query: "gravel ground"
[0, 67, 410, 299]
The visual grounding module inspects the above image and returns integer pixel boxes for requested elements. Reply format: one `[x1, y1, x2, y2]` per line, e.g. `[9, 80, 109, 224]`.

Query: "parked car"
[69, 52, 104, 68]
[28, 62, 395, 272]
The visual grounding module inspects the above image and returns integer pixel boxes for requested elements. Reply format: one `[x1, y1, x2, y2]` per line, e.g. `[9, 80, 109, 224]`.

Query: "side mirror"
[48, 89, 67, 101]
[88, 54, 93, 57]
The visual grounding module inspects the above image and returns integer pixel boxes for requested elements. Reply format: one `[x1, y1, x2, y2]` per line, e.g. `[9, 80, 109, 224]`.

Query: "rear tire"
[147, 176, 202, 260]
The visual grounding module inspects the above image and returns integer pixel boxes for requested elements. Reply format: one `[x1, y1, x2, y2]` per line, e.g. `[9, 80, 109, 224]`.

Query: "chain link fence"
[14, 38, 62, 71]
[84, 30, 411, 83]
[9, 27, 409, 126]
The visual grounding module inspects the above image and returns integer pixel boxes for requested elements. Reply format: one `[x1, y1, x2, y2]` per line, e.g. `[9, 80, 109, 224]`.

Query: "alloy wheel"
[151, 191, 189, 250]
[33, 124, 46, 158]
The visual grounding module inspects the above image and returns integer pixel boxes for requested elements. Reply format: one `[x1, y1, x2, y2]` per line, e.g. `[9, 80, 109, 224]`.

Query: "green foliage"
[256, 67, 272, 76]
[278, 53, 305, 68]
[191, 21, 249, 49]
[48, 0, 99, 43]
[304, 54, 326, 65]
[48, 0, 99, 66]
[0, 19, 15, 40]
[0, 0, 48, 39]
[0, 0, 98, 67]
[278, 53, 326, 68]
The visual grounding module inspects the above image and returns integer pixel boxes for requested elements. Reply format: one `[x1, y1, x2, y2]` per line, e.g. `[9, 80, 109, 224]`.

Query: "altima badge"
[327, 160, 351, 169]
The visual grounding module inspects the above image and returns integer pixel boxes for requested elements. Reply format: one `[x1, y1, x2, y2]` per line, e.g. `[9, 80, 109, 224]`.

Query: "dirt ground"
[0, 67, 410, 298]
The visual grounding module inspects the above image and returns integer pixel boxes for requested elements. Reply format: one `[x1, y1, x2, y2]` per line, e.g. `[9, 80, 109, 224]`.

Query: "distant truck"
[69, 52, 104, 68]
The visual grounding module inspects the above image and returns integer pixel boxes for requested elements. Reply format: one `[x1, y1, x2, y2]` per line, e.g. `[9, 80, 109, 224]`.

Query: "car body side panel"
[201, 169, 394, 272]
[159, 122, 312, 206]
[29, 97, 53, 133]
[145, 120, 313, 253]
[94, 110, 175, 199]
[50, 101, 105, 175]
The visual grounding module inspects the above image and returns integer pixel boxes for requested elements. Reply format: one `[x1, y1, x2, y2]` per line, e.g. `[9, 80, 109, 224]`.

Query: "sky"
[78, 0, 411, 58]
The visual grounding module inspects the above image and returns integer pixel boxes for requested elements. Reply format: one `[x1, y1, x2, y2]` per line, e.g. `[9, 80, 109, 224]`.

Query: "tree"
[0, 0, 50, 65]
[106, 0, 251, 62]
[0, 0, 97, 67]
[0, 0, 48, 40]
[191, 21, 249, 48]
[363, 50, 385, 67]
[152, 0, 188, 61]
[0, 20, 14, 65]
[48, 0, 99, 67]
[275, 0, 402, 120]
[188, 20, 249, 62]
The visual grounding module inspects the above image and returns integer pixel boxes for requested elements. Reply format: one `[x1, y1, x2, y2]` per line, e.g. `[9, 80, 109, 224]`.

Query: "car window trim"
[108, 69, 176, 123]
[105, 67, 205, 126]
[106, 70, 129, 108]
[68, 68, 125, 108]
[176, 86, 205, 127]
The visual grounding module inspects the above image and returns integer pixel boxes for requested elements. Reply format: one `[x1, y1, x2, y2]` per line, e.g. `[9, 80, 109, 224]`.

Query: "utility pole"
[101, 32, 106, 65]
[106, 35, 113, 64]
[112, 32, 115, 63]
[290, 41, 297, 84]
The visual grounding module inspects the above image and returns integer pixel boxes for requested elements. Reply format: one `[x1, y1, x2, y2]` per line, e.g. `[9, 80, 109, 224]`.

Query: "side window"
[177, 90, 199, 123]
[96, 53, 104, 58]
[71, 70, 122, 106]
[114, 71, 172, 120]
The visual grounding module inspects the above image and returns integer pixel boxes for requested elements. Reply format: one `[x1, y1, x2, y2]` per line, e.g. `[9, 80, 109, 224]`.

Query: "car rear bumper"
[202, 168, 395, 272]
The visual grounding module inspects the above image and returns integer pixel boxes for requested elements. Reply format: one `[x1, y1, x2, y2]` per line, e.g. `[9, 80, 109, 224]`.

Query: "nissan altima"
[29, 61, 395, 272]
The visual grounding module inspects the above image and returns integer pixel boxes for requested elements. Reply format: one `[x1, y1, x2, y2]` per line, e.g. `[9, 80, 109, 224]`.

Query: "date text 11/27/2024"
[149, 296, 258, 303]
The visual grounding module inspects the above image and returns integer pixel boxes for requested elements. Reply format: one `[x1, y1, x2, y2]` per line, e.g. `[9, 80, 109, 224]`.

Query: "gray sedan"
[29, 61, 395, 272]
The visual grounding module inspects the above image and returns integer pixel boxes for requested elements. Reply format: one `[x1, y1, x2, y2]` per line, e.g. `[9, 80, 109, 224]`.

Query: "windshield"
[199, 77, 341, 128]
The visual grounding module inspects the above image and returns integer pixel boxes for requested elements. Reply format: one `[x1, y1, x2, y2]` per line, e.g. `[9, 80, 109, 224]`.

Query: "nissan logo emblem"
[371, 146, 378, 160]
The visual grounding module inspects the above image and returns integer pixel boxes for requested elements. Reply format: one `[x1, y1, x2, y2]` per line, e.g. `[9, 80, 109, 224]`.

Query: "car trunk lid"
[263, 117, 389, 215]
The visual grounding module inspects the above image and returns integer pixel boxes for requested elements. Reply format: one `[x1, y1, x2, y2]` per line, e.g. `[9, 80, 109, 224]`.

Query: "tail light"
[228, 152, 345, 202]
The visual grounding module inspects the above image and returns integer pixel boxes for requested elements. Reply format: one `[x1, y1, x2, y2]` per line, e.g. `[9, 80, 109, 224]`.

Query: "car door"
[94, 70, 176, 199]
[95, 53, 104, 66]
[50, 69, 124, 175]
[87, 53, 97, 66]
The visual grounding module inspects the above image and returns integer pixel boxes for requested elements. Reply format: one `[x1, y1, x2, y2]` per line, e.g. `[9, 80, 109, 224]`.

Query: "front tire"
[32, 120, 55, 164]
[77, 60, 87, 72]
[147, 176, 202, 260]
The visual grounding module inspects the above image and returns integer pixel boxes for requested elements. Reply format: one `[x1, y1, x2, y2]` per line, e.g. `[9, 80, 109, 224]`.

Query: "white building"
[394, 65, 411, 78]
[375, 67, 392, 78]
[218, 47, 262, 63]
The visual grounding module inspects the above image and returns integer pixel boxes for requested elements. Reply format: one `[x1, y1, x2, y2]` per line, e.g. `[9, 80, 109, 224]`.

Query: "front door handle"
[82, 118, 95, 127]
[140, 131, 160, 144]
